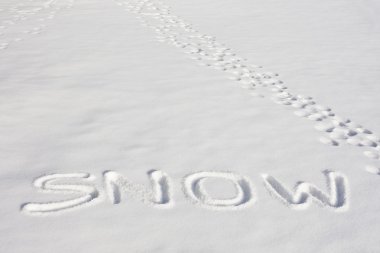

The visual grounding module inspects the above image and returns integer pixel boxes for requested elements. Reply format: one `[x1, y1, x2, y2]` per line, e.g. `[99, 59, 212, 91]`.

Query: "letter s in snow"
[21, 173, 100, 215]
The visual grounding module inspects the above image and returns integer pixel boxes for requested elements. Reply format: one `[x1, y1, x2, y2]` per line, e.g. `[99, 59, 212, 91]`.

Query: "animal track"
[112, 0, 380, 175]
[0, 0, 75, 51]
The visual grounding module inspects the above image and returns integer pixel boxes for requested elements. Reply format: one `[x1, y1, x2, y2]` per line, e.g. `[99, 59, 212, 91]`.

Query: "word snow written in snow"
[21, 170, 349, 215]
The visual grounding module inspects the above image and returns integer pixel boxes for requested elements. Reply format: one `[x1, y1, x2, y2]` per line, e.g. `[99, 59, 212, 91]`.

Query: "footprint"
[363, 150, 380, 160]
[315, 122, 335, 132]
[319, 136, 339, 146]
[366, 165, 380, 175]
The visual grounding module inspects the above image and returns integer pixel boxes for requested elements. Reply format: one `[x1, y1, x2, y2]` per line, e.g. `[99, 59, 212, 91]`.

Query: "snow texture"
[1, 0, 380, 252]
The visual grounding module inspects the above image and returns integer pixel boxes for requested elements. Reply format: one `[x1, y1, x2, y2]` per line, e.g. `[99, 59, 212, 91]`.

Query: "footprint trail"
[0, 0, 75, 51]
[112, 0, 380, 175]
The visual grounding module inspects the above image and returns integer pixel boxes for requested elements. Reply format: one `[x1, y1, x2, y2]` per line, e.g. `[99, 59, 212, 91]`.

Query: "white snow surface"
[1, 0, 380, 252]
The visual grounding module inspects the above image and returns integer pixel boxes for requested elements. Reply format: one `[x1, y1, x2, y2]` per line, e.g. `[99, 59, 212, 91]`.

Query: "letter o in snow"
[183, 171, 255, 210]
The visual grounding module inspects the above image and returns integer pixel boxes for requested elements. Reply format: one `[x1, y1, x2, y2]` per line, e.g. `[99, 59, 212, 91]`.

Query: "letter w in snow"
[262, 171, 349, 211]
